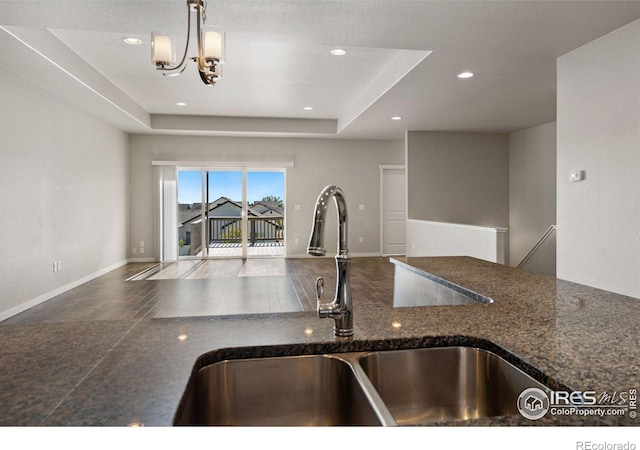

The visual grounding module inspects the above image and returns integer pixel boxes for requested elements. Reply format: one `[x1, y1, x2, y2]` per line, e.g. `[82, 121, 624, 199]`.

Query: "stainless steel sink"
[175, 354, 384, 426]
[359, 346, 548, 425]
[175, 346, 549, 426]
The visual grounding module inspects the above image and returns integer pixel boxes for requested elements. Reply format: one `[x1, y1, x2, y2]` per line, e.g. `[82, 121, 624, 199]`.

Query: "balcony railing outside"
[209, 216, 283, 244]
[181, 216, 284, 257]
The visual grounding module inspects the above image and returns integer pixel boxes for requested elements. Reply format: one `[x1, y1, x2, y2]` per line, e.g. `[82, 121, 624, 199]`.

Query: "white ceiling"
[1, 0, 639, 140]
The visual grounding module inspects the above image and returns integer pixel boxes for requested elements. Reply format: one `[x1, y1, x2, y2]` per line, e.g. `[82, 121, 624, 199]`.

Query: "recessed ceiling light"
[330, 48, 347, 56]
[457, 71, 474, 79]
[391, 116, 402, 121]
[123, 37, 142, 46]
[303, 106, 314, 111]
[176, 102, 187, 106]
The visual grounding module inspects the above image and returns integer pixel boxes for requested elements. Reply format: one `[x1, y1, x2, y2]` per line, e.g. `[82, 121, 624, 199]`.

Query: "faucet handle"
[315, 277, 324, 302]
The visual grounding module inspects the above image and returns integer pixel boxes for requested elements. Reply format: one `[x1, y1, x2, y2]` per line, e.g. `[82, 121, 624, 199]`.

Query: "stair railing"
[517, 225, 557, 269]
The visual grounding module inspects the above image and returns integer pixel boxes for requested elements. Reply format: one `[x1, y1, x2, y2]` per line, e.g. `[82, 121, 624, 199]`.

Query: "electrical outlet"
[53, 262, 57, 272]
[359, 204, 365, 211]
[294, 238, 299, 245]
[359, 237, 364, 243]
[295, 204, 301, 211]
[139, 240, 145, 247]
[140, 247, 145, 254]
[132, 248, 137, 255]
[58, 261, 61, 271]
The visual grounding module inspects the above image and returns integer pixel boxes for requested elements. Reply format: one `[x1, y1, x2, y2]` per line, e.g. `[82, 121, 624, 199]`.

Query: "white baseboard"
[0, 259, 129, 322]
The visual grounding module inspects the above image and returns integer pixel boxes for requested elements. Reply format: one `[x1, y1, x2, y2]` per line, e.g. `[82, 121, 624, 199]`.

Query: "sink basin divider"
[331, 352, 398, 426]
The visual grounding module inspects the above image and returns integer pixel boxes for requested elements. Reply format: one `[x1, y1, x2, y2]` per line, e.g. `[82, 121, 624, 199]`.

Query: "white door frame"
[379, 165, 406, 256]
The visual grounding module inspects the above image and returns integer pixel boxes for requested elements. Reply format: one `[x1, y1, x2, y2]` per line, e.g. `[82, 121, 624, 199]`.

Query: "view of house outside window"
[178, 169, 285, 258]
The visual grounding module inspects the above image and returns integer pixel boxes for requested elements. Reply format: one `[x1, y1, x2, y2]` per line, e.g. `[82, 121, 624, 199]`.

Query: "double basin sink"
[174, 345, 550, 426]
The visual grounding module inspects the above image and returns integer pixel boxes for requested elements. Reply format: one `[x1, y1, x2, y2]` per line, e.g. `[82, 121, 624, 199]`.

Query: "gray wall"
[0, 66, 129, 318]
[406, 131, 510, 228]
[128, 135, 404, 259]
[557, 18, 640, 298]
[509, 122, 556, 274]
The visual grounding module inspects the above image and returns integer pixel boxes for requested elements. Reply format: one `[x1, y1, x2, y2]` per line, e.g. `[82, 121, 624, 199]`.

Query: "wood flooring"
[1, 257, 396, 325]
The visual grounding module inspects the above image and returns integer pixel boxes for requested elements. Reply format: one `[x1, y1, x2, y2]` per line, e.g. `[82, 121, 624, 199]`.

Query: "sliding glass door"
[206, 170, 244, 258]
[177, 166, 285, 259]
[177, 170, 204, 258]
[247, 170, 285, 257]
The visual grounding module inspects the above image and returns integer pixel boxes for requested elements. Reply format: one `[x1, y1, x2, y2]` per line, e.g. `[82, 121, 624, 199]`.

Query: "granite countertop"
[1, 256, 638, 426]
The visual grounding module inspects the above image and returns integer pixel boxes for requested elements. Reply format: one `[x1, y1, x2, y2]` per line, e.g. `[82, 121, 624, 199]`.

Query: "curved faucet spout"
[308, 185, 349, 257]
[307, 185, 353, 337]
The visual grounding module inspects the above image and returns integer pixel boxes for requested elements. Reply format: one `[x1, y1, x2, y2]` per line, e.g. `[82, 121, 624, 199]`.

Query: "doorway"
[177, 167, 285, 259]
[380, 166, 406, 256]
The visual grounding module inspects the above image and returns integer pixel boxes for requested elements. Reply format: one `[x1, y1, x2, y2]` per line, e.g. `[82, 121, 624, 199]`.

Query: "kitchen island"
[0, 256, 638, 426]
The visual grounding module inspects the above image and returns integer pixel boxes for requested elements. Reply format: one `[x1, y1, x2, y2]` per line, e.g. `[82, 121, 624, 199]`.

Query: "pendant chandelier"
[151, 0, 225, 86]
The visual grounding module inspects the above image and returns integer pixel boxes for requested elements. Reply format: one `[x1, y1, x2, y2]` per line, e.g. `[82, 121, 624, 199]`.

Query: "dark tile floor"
[1, 257, 396, 325]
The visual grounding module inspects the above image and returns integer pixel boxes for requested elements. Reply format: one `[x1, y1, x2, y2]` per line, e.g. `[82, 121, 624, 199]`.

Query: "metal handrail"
[207, 216, 283, 243]
[517, 225, 557, 269]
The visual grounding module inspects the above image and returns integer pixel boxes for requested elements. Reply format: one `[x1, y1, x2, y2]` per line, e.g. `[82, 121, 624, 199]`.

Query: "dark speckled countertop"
[1, 256, 638, 426]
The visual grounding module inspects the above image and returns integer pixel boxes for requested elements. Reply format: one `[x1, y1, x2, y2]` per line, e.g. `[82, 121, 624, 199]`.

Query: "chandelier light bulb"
[202, 27, 224, 61]
[151, 32, 175, 66]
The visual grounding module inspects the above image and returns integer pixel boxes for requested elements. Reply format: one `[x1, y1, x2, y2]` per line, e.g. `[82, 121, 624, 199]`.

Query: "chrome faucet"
[307, 185, 353, 337]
